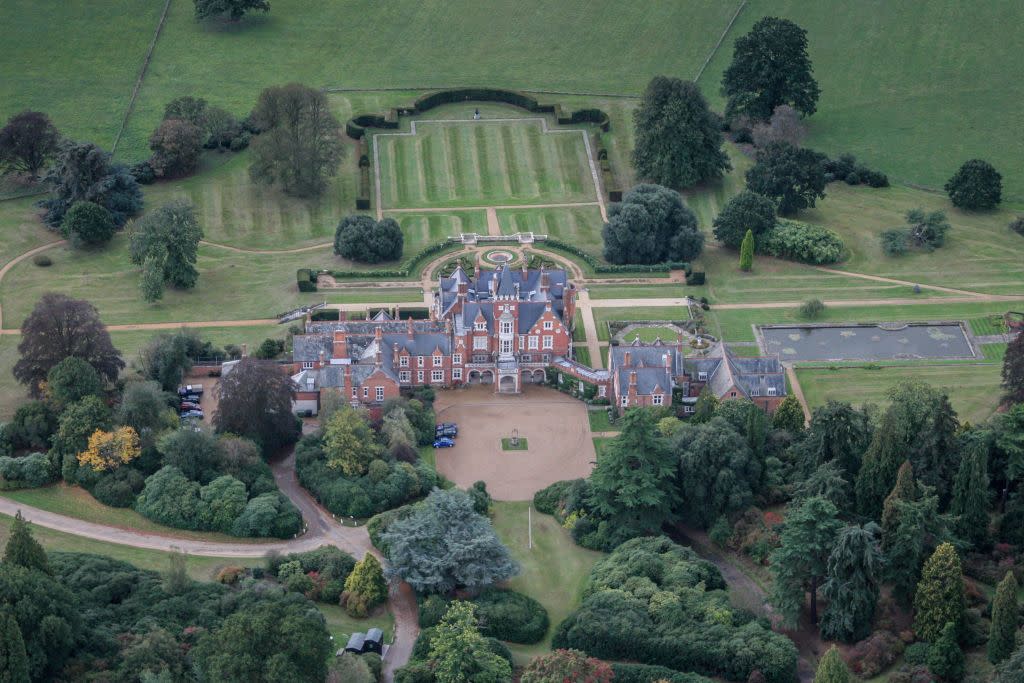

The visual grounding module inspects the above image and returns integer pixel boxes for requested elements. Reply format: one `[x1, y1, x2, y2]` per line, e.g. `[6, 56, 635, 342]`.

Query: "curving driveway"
[0, 449, 419, 681]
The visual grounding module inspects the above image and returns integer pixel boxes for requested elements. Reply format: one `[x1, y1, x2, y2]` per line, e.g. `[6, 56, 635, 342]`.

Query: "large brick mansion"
[288, 263, 785, 415]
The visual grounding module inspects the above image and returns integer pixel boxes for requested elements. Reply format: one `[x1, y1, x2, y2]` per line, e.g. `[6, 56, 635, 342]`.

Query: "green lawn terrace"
[374, 117, 600, 209]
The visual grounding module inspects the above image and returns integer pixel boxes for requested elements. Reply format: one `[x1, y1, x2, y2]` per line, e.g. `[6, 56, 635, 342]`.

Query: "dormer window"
[698, 371, 707, 381]
[750, 387, 760, 397]
[302, 361, 314, 369]
[433, 355, 442, 366]
[474, 321, 486, 332]
[400, 356, 409, 367]
[767, 387, 777, 396]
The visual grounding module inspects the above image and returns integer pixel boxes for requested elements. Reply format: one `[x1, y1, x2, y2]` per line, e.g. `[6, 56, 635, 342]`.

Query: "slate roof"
[617, 366, 671, 395]
[609, 339, 682, 377]
[292, 334, 333, 362]
[439, 264, 570, 319]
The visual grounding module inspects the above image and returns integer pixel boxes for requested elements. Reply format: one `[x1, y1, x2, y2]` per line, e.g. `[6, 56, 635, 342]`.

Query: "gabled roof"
[618, 366, 672, 396]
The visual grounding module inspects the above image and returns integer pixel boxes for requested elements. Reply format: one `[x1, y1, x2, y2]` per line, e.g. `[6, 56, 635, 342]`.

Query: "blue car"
[433, 437, 455, 448]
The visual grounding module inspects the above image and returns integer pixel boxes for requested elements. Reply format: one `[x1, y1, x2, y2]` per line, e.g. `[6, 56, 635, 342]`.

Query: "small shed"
[363, 628, 384, 654]
[344, 632, 366, 654]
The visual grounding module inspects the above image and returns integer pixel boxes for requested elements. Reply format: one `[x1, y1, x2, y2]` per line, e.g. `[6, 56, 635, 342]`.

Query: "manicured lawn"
[618, 326, 680, 343]
[588, 285, 684, 300]
[969, 315, 1008, 336]
[386, 210, 488, 255]
[572, 311, 587, 342]
[491, 501, 603, 663]
[587, 409, 616, 433]
[0, 513, 255, 580]
[700, 1, 1024, 200]
[593, 308, 689, 338]
[0, 485, 274, 544]
[501, 437, 528, 451]
[320, 603, 394, 650]
[498, 206, 605, 256]
[725, 344, 764, 357]
[418, 446, 436, 472]
[377, 119, 597, 209]
[0, 198, 61, 274]
[592, 437, 614, 456]
[0, 335, 22, 422]
[981, 343, 1007, 362]
[331, 288, 424, 305]
[600, 346, 609, 368]
[796, 363, 1003, 424]
[573, 347, 592, 368]
[709, 300, 1017, 343]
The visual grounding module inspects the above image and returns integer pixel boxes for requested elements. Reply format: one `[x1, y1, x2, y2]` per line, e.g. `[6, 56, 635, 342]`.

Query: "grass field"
[0, 485, 274, 544]
[492, 501, 602, 663]
[619, 326, 681, 343]
[587, 409, 616, 433]
[386, 210, 488, 254]
[588, 285, 684, 300]
[593, 308, 689, 340]
[700, 1, 1024, 200]
[331, 288, 424, 305]
[320, 603, 394, 649]
[969, 315, 1009, 336]
[573, 346, 591, 367]
[796, 362, 1003, 424]
[499, 206, 605, 255]
[376, 120, 597, 209]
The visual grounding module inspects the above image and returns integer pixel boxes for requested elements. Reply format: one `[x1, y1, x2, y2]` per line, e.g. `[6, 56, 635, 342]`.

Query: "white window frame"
[453, 368, 463, 380]
[363, 387, 369, 398]
[521, 354, 531, 362]
[750, 388, 760, 397]
[417, 356, 424, 367]
[473, 336, 488, 350]
[684, 405, 695, 414]
[399, 356, 409, 367]
[500, 339, 512, 354]
[621, 396, 629, 407]
[652, 394, 664, 406]
[302, 361, 314, 369]
[542, 335, 553, 350]
[417, 370, 424, 383]
[543, 320, 553, 330]
[431, 370, 444, 382]
[500, 321, 512, 335]
[767, 387, 777, 396]
[452, 354, 462, 365]
[698, 371, 707, 381]
[474, 321, 487, 332]
[433, 355, 442, 367]
[399, 371, 411, 382]
[375, 386, 384, 401]
[528, 335, 539, 350]
[351, 387, 357, 398]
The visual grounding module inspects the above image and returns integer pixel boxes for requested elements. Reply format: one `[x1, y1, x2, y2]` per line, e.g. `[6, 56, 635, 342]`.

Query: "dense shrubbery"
[419, 588, 549, 644]
[761, 220, 844, 264]
[553, 537, 797, 683]
[334, 214, 404, 263]
[602, 184, 704, 265]
[295, 433, 437, 518]
[880, 209, 951, 256]
[0, 452, 55, 488]
[822, 153, 889, 188]
[611, 663, 713, 683]
[266, 545, 356, 604]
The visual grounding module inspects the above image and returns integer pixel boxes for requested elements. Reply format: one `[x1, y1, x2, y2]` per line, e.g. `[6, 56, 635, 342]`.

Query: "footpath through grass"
[491, 501, 602, 664]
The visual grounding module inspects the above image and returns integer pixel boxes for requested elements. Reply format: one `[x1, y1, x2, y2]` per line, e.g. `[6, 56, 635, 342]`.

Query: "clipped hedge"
[330, 240, 459, 280]
[542, 238, 685, 275]
[419, 588, 549, 644]
[297, 268, 317, 292]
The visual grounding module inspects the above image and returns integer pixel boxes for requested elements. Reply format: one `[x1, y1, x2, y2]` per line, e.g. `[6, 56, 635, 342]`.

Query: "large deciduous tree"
[333, 215, 404, 263]
[745, 141, 826, 215]
[381, 489, 518, 593]
[128, 200, 204, 302]
[60, 200, 116, 248]
[213, 357, 299, 455]
[1003, 331, 1024, 405]
[14, 293, 124, 397]
[913, 542, 964, 642]
[722, 17, 820, 122]
[45, 356, 104, 409]
[249, 83, 343, 197]
[40, 141, 142, 228]
[819, 524, 882, 642]
[191, 594, 331, 683]
[631, 76, 730, 189]
[148, 118, 204, 179]
[672, 416, 760, 529]
[602, 184, 703, 264]
[945, 159, 1002, 210]
[323, 404, 383, 476]
[0, 110, 60, 178]
[588, 409, 679, 537]
[712, 190, 777, 249]
[194, 0, 270, 22]
[769, 496, 842, 627]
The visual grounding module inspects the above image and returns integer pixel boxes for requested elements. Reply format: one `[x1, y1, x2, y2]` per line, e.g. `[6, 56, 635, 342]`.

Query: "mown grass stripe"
[500, 125, 523, 201]
[416, 134, 433, 205]
[525, 125, 548, 200]
[473, 125, 495, 200]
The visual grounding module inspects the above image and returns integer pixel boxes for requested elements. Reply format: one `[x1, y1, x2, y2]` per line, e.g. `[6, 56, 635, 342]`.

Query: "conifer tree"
[0, 609, 29, 683]
[342, 553, 388, 618]
[881, 461, 916, 551]
[928, 621, 965, 681]
[950, 444, 990, 549]
[770, 496, 842, 626]
[739, 229, 755, 271]
[855, 411, 906, 519]
[884, 490, 941, 608]
[914, 542, 964, 642]
[773, 395, 806, 433]
[813, 646, 852, 683]
[2, 512, 49, 575]
[989, 572, 1019, 664]
[820, 524, 882, 642]
[1003, 330, 1024, 405]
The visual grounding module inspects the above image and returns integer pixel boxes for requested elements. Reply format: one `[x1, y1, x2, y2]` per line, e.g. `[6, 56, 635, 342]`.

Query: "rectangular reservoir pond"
[760, 323, 975, 361]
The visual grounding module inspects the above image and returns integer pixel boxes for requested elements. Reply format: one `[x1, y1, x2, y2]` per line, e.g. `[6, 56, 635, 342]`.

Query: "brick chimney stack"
[664, 352, 672, 370]
[629, 370, 638, 388]
[318, 350, 325, 369]
[332, 331, 347, 359]
[677, 330, 686, 355]
[624, 351, 632, 367]
[241, 343, 248, 358]
[392, 343, 399, 370]
[407, 317, 414, 340]
[374, 326, 383, 366]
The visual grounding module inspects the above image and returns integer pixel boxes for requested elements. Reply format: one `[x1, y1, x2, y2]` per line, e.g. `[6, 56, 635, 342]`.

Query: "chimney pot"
[624, 351, 631, 366]
[241, 343, 248, 358]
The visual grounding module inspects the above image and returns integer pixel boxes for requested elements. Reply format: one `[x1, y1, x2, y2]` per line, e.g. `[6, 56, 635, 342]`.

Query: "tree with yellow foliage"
[77, 426, 141, 472]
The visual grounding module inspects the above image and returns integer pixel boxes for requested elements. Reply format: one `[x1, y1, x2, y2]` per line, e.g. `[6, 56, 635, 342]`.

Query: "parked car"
[435, 423, 458, 437]
[178, 384, 204, 397]
[180, 401, 200, 411]
[181, 394, 201, 404]
[181, 409, 204, 419]
[432, 437, 455, 448]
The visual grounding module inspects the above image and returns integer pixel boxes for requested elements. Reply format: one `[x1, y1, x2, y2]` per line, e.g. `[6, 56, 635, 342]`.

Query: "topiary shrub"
[1009, 217, 1024, 237]
[32, 254, 52, 267]
[798, 298, 825, 320]
[473, 588, 549, 644]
